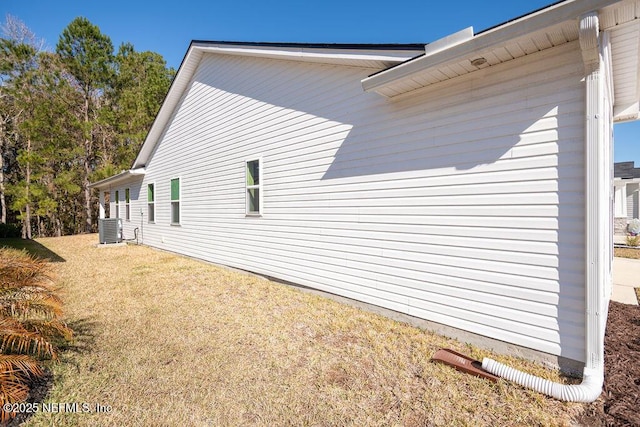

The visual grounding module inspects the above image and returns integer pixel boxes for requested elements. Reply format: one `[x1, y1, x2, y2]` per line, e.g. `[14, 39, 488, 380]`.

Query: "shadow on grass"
[5, 318, 98, 425]
[0, 238, 65, 262]
[60, 317, 98, 355]
[6, 371, 54, 427]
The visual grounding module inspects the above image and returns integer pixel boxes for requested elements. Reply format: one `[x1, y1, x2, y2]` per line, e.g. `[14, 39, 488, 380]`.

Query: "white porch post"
[99, 191, 106, 219]
[614, 183, 626, 217]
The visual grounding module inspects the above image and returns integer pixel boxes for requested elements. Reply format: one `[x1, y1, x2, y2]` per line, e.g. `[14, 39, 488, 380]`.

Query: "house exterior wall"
[104, 180, 144, 241]
[124, 41, 588, 363]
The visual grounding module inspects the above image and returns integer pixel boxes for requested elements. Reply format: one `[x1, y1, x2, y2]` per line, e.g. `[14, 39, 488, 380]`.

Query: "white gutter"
[481, 11, 608, 403]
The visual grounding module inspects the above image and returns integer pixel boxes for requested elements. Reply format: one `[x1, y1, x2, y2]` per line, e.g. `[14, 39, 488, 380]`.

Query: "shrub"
[626, 235, 640, 247]
[629, 218, 640, 235]
[0, 248, 72, 422]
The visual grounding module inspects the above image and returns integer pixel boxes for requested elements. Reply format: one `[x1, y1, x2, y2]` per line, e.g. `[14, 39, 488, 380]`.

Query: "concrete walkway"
[612, 257, 640, 305]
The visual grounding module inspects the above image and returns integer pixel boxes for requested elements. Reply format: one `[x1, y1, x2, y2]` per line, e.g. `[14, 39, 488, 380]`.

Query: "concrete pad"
[94, 242, 127, 249]
[612, 257, 640, 305]
[611, 284, 639, 305]
[614, 235, 628, 245]
[613, 257, 640, 287]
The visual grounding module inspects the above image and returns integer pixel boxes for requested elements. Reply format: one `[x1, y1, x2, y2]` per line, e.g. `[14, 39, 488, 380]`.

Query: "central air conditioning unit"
[98, 218, 122, 244]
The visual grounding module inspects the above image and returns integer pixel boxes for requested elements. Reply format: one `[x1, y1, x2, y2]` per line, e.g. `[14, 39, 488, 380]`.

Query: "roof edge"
[189, 40, 427, 51]
[89, 168, 146, 189]
[362, 0, 622, 94]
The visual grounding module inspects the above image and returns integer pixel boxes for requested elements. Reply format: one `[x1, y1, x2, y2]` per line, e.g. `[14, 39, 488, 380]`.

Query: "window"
[115, 190, 120, 218]
[246, 159, 261, 215]
[125, 188, 131, 221]
[147, 183, 155, 223]
[170, 178, 180, 225]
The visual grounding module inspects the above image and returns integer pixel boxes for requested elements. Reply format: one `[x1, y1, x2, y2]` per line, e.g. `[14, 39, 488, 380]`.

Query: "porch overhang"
[89, 168, 146, 190]
[361, 0, 639, 123]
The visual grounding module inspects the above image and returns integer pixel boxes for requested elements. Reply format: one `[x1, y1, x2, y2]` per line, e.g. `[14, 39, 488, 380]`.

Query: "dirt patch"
[600, 301, 640, 426]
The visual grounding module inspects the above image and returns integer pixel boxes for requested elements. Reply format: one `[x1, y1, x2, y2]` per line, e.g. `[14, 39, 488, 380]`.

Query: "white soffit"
[192, 44, 423, 68]
[602, 0, 640, 121]
[361, 0, 627, 98]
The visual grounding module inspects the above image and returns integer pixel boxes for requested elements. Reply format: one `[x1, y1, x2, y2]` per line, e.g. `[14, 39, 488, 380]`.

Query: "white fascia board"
[133, 45, 204, 169]
[193, 44, 420, 64]
[89, 168, 146, 190]
[362, 0, 622, 93]
[615, 177, 640, 184]
[613, 103, 640, 122]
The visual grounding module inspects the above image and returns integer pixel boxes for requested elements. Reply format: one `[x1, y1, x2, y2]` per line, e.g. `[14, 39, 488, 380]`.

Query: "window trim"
[125, 188, 131, 222]
[147, 182, 155, 224]
[114, 190, 120, 219]
[245, 158, 262, 216]
[170, 177, 181, 225]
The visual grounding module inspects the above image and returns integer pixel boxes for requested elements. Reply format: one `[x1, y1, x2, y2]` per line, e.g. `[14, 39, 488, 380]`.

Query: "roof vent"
[470, 57, 487, 67]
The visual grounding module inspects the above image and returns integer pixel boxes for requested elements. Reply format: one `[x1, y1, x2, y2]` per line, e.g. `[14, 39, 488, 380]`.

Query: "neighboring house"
[91, 0, 640, 381]
[614, 161, 640, 236]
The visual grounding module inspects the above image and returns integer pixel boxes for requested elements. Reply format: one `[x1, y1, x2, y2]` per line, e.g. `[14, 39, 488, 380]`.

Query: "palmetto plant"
[0, 248, 72, 422]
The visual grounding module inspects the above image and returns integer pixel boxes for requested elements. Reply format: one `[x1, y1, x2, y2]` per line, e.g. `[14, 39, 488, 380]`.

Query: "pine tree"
[56, 17, 114, 233]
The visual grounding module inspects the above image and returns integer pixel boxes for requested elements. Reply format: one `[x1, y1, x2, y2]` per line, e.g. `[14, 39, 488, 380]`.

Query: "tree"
[0, 38, 39, 238]
[0, 15, 46, 227]
[0, 16, 173, 237]
[21, 52, 83, 237]
[56, 17, 114, 233]
[104, 42, 173, 170]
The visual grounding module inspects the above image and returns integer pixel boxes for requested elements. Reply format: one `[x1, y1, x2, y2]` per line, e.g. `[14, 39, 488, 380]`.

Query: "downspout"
[481, 12, 607, 403]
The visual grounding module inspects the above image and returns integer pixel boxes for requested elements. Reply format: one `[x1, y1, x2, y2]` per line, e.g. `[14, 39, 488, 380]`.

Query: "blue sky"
[2, 0, 638, 165]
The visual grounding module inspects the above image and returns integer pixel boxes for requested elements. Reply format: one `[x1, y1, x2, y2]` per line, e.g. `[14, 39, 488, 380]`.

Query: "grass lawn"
[2, 234, 593, 426]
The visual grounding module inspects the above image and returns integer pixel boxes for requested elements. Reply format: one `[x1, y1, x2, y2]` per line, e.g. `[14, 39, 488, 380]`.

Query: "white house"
[614, 161, 640, 238]
[91, 0, 640, 400]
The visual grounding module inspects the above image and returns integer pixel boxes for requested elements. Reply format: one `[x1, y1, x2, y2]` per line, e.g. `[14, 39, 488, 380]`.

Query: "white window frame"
[125, 188, 131, 221]
[147, 182, 155, 224]
[245, 158, 262, 216]
[170, 177, 181, 225]
[114, 190, 120, 219]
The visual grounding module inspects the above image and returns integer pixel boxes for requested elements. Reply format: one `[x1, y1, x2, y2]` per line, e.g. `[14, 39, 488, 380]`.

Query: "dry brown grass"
[14, 234, 596, 426]
[614, 247, 640, 259]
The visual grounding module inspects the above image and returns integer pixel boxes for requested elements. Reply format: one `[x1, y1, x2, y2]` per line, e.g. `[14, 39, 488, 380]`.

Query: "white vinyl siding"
[136, 42, 587, 363]
[106, 183, 143, 241]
